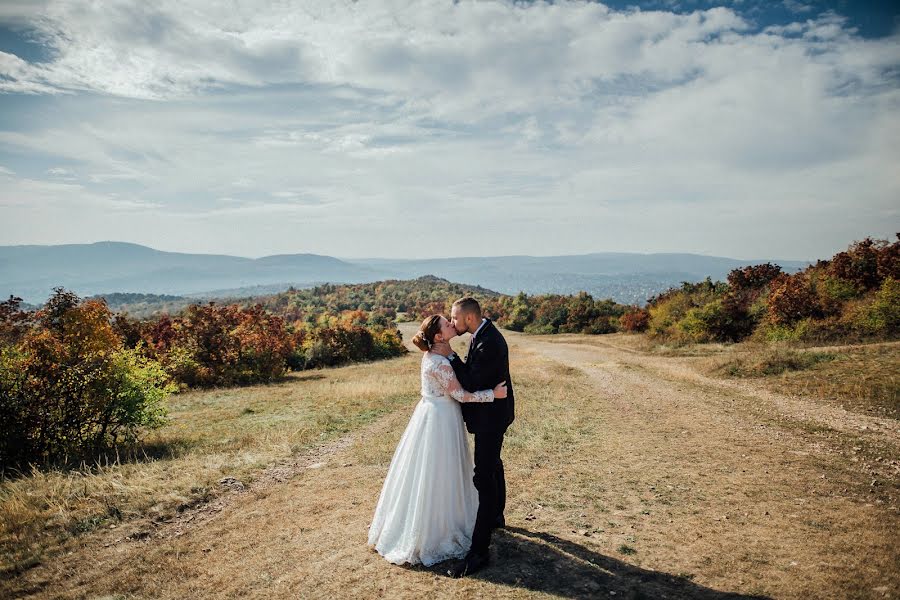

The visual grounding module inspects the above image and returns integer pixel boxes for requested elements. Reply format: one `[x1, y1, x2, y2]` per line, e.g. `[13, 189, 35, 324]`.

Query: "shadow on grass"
[431, 526, 773, 599]
[0, 436, 199, 482]
[116, 436, 200, 462]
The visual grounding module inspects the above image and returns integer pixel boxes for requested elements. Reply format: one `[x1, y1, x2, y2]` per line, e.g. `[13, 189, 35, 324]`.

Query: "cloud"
[0, 1, 751, 105]
[0, 1, 897, 260]
[0, 166, 162, 211]
[782, 1, 813, 14]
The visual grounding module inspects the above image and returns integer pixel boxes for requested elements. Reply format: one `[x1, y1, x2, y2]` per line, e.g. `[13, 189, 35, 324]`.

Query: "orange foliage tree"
[0, 289, 173, 469]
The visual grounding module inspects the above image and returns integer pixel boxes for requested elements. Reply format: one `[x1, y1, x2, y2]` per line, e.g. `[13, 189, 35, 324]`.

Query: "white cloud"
[0, 1, 897, 260]
[782, 1, 813, 15]
[0, 168, 162, 212]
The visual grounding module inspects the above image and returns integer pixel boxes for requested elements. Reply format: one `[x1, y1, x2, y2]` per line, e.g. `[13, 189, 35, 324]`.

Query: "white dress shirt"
[450, 318, 488, 362]
[470, 318, 488, 343]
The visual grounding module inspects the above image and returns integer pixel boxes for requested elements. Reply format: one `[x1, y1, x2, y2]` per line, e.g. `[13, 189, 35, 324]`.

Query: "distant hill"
[1, 241, 811, 305]
[0, 242, 381, 304]
[249, 275, 504, 323]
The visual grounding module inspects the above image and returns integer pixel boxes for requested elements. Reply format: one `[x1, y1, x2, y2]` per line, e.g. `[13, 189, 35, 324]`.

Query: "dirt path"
[532, 335, 900, 451]
[520, 334, 899, 596]
[6, 330, 898, 599]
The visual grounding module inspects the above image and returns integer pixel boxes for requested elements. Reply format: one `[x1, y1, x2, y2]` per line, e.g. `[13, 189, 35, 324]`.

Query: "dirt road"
[517, 332, 898, 598]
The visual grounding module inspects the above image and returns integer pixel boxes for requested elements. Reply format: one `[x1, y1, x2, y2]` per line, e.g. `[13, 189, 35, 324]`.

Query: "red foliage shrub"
[620, 308, 650, 332]
[767, 274, 824, 325]
[826, 236, 900, 291]
[726, 263, 784, 292]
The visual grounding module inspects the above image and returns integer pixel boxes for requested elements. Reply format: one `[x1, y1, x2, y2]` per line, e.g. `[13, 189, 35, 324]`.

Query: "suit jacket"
[450, 318, 515, 434]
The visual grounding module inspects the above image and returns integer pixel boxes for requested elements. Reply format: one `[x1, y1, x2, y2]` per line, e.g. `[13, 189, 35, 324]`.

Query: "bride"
[367, 314, 507, 567]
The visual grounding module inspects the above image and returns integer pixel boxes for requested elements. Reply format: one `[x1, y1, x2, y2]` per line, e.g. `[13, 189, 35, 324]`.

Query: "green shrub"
[648, 293, 694, 337]
[162, 343, 208, 389]
[676, 304, 718, 344]
[848, 277, 900, 337]
[103, 348, 174, 445]
[818, 273, 862, 304]
[522, 322, 557, 335]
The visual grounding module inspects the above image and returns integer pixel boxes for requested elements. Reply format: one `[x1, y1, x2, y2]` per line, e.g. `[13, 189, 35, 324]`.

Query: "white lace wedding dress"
[367, 351, 495, 566]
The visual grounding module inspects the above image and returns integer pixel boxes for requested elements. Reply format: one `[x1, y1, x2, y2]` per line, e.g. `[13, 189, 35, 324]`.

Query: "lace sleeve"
[432, 361, 495, 403]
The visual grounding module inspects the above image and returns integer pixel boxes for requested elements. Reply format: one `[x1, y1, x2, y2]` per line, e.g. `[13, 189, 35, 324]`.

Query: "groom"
[432, 297, 515, 578]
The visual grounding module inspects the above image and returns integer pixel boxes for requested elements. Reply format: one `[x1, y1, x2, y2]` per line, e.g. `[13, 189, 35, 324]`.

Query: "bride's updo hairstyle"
[411, 315, 442, 352]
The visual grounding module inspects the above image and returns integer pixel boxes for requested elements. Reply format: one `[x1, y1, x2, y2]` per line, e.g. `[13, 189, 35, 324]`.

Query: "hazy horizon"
[0, 238, 831, 263]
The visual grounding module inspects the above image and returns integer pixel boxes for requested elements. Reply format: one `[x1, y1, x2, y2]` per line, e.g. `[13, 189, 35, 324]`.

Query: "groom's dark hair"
[452, 297, 482, 319]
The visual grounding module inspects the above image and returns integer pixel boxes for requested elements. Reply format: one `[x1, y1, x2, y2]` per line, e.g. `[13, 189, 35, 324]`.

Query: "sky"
[0, 0, 898, 261]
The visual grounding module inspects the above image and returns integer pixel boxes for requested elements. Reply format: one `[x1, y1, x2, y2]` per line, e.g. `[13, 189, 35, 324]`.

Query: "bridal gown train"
[367, 351, 495, 566]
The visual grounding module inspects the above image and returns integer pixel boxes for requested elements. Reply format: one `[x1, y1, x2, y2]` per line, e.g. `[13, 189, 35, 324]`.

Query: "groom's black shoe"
[446, 550, 490, 578]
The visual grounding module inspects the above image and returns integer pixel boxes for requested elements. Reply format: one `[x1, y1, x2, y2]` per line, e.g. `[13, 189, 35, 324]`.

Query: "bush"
[163, 343, 209, 389]
[149, 303, 293, 387]
[676, 299, 736, 343]
[766, 274, 823, 326]
[727, 263, 783, 292]
[827, 236, 899, 291]
[501, 292, 535, 332]
[583, 316, 617, 334]
[522, 322, 557, 335]
[102, 347, 174, 444]
[0, 290, 174, 470]
[815, 272, 862, 316]
[648, 293, 692, 337]
[371, 326, 407, 359]
[299, 324, 405, 368]
[846, 277, 900, 337]
[619, 308, 650, 332]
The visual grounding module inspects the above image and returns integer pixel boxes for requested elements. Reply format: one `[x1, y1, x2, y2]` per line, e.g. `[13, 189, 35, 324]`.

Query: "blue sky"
[0, 1, 898, 261]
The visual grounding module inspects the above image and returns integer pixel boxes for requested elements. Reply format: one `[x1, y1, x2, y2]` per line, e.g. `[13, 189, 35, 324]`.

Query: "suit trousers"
[470, 430, 506, 555]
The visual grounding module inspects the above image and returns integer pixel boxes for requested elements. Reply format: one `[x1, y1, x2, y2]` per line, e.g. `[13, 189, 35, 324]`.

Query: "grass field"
[1, 326, 897, 599]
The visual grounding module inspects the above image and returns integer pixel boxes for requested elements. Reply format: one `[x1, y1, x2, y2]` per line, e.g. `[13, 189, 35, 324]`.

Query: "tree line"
[641, 235, 899, 344]
[0, 289, 406, 471]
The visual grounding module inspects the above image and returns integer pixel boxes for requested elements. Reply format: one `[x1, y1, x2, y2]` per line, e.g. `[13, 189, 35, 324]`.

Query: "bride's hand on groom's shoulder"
[431, 341, 453, 357]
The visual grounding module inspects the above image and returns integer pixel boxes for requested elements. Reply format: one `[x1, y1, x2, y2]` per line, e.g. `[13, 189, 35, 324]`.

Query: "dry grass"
[2, 328, 899, 599]
[711, 346, 838, 377]
[703, 343, 900, 419]
[0, 353, 420, 576]
[586, 332, 899, 420]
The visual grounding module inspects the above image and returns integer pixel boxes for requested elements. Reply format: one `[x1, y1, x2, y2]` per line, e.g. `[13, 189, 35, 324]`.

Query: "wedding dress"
[367, 351, 495, 566]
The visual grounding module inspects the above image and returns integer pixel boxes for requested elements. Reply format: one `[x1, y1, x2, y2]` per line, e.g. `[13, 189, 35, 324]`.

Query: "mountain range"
[1, 241, 812, 306]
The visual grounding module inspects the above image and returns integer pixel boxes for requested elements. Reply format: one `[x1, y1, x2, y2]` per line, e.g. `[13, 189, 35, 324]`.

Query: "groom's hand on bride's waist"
[430, 341, 453, 357]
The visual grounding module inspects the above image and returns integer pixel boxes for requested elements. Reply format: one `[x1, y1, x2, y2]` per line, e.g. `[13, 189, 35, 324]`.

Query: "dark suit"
[449, 318, 514, 555]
